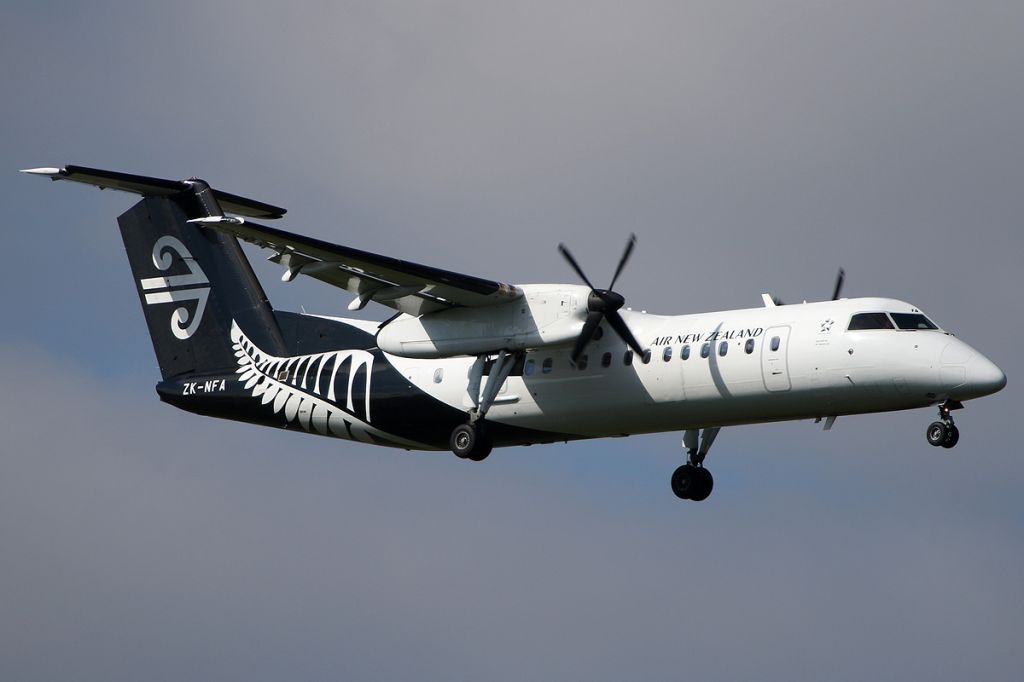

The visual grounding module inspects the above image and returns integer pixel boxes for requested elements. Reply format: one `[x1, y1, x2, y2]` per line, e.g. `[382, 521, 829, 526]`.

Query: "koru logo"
[139, 236, 210, 340]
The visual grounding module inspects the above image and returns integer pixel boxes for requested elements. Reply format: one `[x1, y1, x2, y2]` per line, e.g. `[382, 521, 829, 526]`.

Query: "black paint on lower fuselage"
[157, 311, 574, 450]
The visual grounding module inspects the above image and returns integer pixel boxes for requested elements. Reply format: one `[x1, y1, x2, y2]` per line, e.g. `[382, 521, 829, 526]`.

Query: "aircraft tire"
[671, 465, 692, 499]
[467, 438, 493, 462]
[690, 467, 714, 502]
[926, 421, 948, 447]
[671, 465, 696, 500]
[450, 423, 491, 461]
[672, 464, 714, 501]
[941, 425, 960, 449]
[451, 423, 476, 458]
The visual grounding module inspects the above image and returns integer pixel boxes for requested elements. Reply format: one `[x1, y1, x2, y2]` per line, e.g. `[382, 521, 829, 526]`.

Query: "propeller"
[830, 267, 846, 301]
[774, 267, 846, 305]
[558, 235, 646, 365]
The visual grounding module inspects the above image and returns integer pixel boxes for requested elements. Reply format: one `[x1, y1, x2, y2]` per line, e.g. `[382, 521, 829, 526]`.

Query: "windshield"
[890, 313, 938, 330]
[848, 312, 894, 330]
[848, 311, 941, 331]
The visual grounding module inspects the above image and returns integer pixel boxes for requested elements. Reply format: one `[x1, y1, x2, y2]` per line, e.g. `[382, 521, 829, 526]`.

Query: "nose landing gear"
[671, 427, 719, 501]
[926, 400, 962, 449]
[671, 464, 714, 501]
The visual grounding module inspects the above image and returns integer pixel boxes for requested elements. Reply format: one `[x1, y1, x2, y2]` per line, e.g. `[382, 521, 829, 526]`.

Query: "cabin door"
[761, 326, 792, 392]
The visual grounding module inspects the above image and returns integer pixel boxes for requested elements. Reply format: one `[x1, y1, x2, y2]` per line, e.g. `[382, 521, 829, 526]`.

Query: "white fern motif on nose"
[230, 320, 425, 448]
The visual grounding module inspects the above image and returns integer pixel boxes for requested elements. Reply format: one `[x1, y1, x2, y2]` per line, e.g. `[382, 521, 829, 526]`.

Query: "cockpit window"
[848, 312, 895, 330]
[890, 313, 938, 330]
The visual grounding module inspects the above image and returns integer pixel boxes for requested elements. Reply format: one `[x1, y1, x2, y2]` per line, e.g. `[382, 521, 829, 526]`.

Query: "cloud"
[1, 2, 1022, 680]
[0, 343, 1021, 681]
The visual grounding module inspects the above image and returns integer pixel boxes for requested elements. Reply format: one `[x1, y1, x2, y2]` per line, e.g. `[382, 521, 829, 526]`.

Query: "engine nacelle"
[376, 284, 590, 358]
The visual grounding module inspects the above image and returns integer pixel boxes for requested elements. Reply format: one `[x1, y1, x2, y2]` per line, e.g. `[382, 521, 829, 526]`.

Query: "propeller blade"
[571, 310, 605, 364]
[608, 233, 636, 291]
[557, 243, 596, 290]
[831, 267, 846, 301]
[559, 237, 642, 361]
[605, 310, 645, 357]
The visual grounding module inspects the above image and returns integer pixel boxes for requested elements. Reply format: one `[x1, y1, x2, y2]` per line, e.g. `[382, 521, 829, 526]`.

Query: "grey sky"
[2, 2, 1022, 680]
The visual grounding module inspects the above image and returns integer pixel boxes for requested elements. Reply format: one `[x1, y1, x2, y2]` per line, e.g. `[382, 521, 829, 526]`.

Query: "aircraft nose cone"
[961, 354, 1007, 399]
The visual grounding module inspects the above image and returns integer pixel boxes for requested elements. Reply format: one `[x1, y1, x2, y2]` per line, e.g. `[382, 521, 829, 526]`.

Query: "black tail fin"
[118, 181, 288, 379]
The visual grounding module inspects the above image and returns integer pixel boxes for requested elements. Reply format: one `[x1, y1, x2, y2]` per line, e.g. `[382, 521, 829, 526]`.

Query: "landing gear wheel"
[671, 464, 714, 501]
[941, 425, 960, 449]
[450, 423, 492, 461]
[671, 465, 694, 499]
[690, 467, 714, 502]
[451, 424, 476, 458]
[926, 421, 948, 447]
[467, 438, 493, 461]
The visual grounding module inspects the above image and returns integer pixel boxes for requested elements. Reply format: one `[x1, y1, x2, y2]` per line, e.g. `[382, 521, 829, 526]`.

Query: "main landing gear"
[450, 423, 492, 461]
[926, 399, 962, 449]
[449, 350, 522, 462]
[672, 427, 720, 502]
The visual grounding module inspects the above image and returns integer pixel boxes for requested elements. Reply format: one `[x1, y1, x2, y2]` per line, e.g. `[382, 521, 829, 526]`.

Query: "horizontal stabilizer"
[20, 164, 286, 219]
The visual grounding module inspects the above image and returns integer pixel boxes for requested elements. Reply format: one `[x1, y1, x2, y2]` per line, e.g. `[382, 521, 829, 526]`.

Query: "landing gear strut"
[449, 350, 522, 462]
[672, 427, 719, 501]
[926, 400, 962, 449]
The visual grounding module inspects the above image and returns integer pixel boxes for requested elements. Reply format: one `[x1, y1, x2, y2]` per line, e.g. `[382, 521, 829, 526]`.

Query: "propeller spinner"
[558, 235, 646, 365]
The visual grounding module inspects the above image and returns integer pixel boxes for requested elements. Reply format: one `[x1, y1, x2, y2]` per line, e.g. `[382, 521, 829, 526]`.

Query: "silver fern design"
[230, 321, 427, 448]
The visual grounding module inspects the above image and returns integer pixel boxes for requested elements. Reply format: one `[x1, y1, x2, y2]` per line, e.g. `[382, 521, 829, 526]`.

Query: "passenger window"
[433, 368, 444, 383]
[624, 350, 633, 366]
[719, 341, 728, 357]
[848, 312, 895, 330]
[745, 338, 755, 354]
[577, 354, 588, 370]
[770, 336, 781, 352]
[542, 358, 553, 374]
[663, 346, 673, 362]
[890, 313, 938, 330]
[523, 359, 535, 376]
[601, 352, 612, 368]
[701, 342, 710, 359]
[681, 344, 690, 360]
[642, 349, 652, 364]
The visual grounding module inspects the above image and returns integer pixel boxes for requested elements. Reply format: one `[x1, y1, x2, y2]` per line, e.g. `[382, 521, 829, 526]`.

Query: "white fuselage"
[371, 296, 1005, 442]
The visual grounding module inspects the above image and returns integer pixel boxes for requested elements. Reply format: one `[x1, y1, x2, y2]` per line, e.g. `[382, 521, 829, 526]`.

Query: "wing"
[193, 217, 522, 315]
[22, 164, 519, 315]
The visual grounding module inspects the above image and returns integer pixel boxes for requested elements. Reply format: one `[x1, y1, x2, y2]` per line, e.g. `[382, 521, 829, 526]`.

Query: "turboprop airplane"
[22, 165, 1007, 501]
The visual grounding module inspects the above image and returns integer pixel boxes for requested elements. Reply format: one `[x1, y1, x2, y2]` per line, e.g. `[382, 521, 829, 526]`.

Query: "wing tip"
[19, 167, 63, 177]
